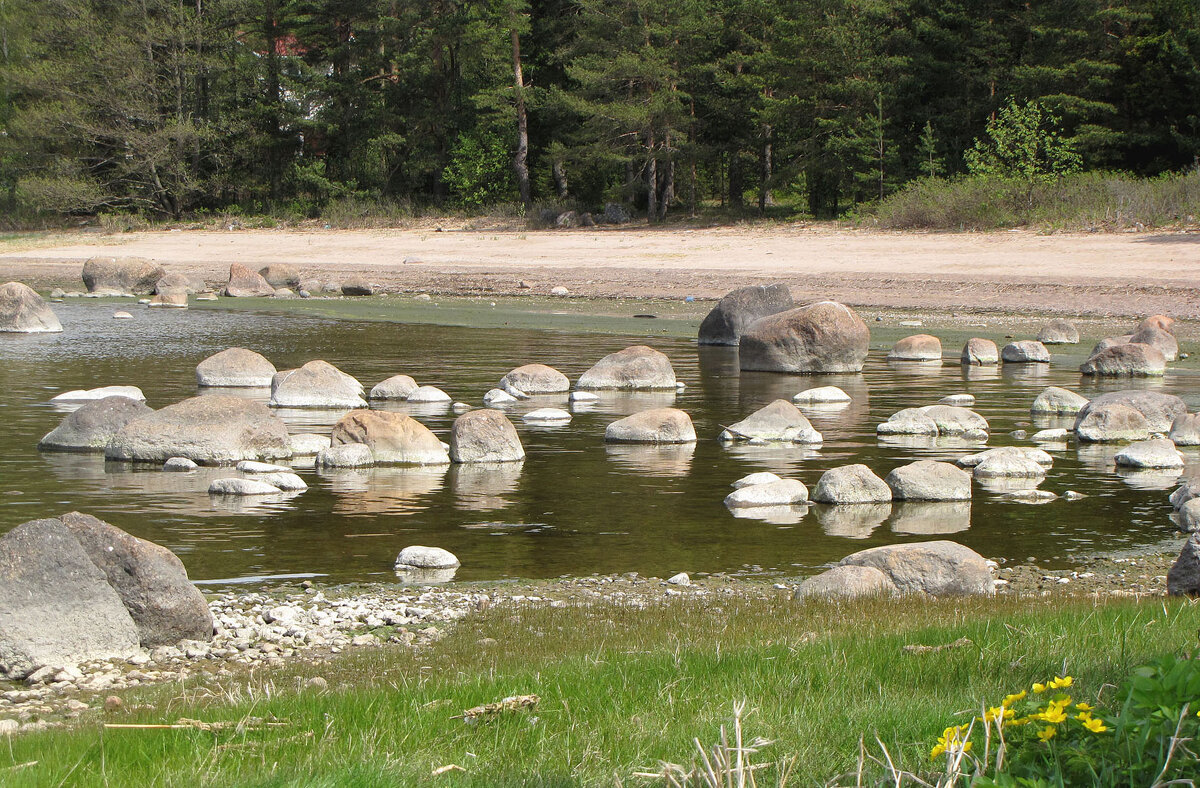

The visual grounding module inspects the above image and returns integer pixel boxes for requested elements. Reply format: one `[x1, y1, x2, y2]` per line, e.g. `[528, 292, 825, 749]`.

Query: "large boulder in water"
[105, 395, 291, 464]
[604, 408, 697, 443]
[839, 540, 993, 596]
[719, 399, 822, 443]
[369, 374, 419, 400]
[812, 464, 892, 504]
[196, 348, 277, 388]
[1001, 340, 1050, 363]
[697, 284, 794, 346]
[449, 409, 525, 463]
[270, 360, 366, 408]
[885, 461, 972, 501]
[0, 282, 63, 333]
[1114, 439, 1184, 469]
[1128, 326, 1178, 361]
[1080, 343, 1166, 376]
[82, 256, 164, 295]
[331, 410, 449, 465]
[888, 334, 942, 361]
[961, 338, 998, 365]
[1169, 414, 1200, 447]
[877, 405, 988, 440]
[39, 396, 153, 452]
[500, 364, 570, 394]
[1030, 386, 1088, 415]
[1074, 390, 1186, 433]
[739, 301, 870, 373]
[0, 518, 140, 679]
[1074, 403, 1151, 443]
[223, 263, 274, 297]
[1036, 320, 1079, 345]
[576, 346, 677, 390]
[58, 512, 212, 647]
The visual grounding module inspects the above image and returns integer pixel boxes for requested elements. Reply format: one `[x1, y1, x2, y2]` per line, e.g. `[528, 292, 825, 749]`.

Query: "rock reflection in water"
[195, 386, 270, 403]
[580, 391, 677, 417]
[270, 407, 353, 431]
[889, 501, 971, 534]
[209, 490, 303, 515]
[604, 443, 695, 477]
[974, 476, 1044, 495]
[727, 504, 809, 524]
[886, 360, 946, 376]
[1115, 467, 1183, 490]
[814, 503, 891, 538]
[450, 462, 523, 511]
[317, 465, 447, 515]
[720, 443, 821, 474]
[1000, 364, 1050, 383]
[960, 365, 1000, 382]
[1075, 443, 1121, 472]
[1031, 414, 1077, 432]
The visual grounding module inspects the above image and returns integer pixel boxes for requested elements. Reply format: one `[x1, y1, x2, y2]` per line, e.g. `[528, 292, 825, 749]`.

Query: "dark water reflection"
[1, 302, 1196, 586]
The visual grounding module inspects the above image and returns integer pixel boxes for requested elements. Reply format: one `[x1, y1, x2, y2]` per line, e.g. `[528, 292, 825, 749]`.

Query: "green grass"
[2, 594, 1197, 786]
[858, 170, 1200, 231]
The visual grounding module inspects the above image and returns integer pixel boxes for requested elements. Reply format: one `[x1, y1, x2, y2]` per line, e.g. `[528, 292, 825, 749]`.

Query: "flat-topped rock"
[961, 338, 999, 365]
[82, 256, 164, 295]
[885, 461, 972, 501]
[719, 400, 822, 443]
[52, 385, 146, 403]
[315, 443, 375, 467]
[576, 346, 677, 390]
[105, 395, 291, 464]
[196, 348, 276, 388]
[739, 301, 870, 373]
[957, 446, 1053, 469]
[523, 408, 572, 424]
[792, 386, 851, 405]
[331, 410, 449, 465]
[1074, 403, 1151, 443]
[698, 284, 795, 345]
[209, 478, 283, 495]
[369, 374, 419, 400]
[449, 409, 525, 463]
[1114, 439, 1184, 469]
[604, 408, 697, 443]
[1001, 340, 1050, 363]
[499, 364, 570, 394]
[724, 479, 808, 508]
[223, 263, 274, 298]
[1031, 386, 1088, 415]
[888, 334, 942, 361]
[270, 360, 366, 409]
[1080, 343, 1166, 376]
[236, 460, 291, 474]
[812, 464, 891, 504]
[0, 282, 62, 333]
[1031, 428, 1070, 443]
[39, 396, 153, 452]
[1075, 390, 1186, 433]
[939, 394, 975, 406]
[1036, 319, 1079, 344]
[970, 451, 1048, 478]
[877, 405, 988, 440]
[839, 540, 993, 596]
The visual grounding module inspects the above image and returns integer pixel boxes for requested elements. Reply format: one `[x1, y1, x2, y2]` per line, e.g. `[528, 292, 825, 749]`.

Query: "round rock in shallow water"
[52, 385, 146, 404]
[961, 338, 998, 365]
[369, 374, 419, 400]
[885, 461, 972, 501]
[0, 282, 63, 333]
[163, 457, 198, 471]
[1031, 428, 1070, 443]
[1002, 341, 1050, 363]
[605, 408, 696, 444]
[794, 565, 896, 600]
[208, 478, 282, 495]
[838, 540, 993, 596]
[1031, 386, 1088, 415]
[877, 405, 988, 440]
[408, 385, 452, 403]
[289, 433, 331, 456]
[105, 395, 291, 464]
[331, 410, 449, 465]
[483, 388, 517, 406]
[1074, 403, 1151, 443]
[888, 334, 942, 361]
[1114, 439, 1184, 469]
[1169, 414, 1200, 446]
[499, 364, 570, 394]
[395, 545, 459, 570]
[196, 348, 276, 388]
[1075, 390, 1185, 433]
[576, 345, 677, 390]
[315, 443, 374, 468]
[971, 452, 1048, 479]
[957, 446, 1053, 469]
[719, 399, 822, 443]
[812, 464, 891, 504]
[738, 301, 870, 374]
[523, 408, 571, 425]
[1080, 344, 1166, 376]
[724, 479, 808, 508]
[1036, 319, 1079, 345]
[732, 472, 783, 490]
[236, 460, 291, 474]
[792, 386, 851, 405]
[39, 396, 153, 452]
[449, 409, 525, 463]
[252, 472, 308, 491]
[270, 361, 366, 409]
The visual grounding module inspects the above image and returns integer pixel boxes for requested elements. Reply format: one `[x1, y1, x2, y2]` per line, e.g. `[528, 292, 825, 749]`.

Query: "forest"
[0, 0, 1198, 223]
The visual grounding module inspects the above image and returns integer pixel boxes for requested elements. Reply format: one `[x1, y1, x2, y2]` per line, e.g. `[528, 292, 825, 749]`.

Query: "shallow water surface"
[0, 302, 1193, 586]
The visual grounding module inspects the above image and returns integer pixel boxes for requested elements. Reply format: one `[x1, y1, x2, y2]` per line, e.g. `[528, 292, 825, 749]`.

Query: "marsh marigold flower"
[1050, 676, 1074, 689]
[1037, 725, 1057, 742]
[1002, 690, 1027, 707]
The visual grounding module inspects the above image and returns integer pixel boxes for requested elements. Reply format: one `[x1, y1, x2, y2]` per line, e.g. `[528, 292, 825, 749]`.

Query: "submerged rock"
[52, 385, 146, 403]
[792, 386, 851, 405]
[105, 395, 291, 464]
[523, 408, 572, 424]
[739, 301, 870, 374]
[698, 284, 795, 345]
[732, 472, 783, 489]
[208, 478, 283, 496]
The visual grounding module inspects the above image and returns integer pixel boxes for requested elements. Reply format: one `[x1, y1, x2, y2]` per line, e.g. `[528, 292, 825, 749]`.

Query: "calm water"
[0, 302, 1194, 586]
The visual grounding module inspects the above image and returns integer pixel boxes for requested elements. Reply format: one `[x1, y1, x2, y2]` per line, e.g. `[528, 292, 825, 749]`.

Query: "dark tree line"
[1, 0, 1197, 221]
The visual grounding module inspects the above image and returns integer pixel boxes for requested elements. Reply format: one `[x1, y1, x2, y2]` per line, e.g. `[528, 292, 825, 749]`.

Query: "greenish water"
[0, 300, 1193, 587]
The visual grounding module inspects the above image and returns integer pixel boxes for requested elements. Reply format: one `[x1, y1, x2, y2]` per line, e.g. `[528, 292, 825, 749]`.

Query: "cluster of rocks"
[538, 203, 632, 229]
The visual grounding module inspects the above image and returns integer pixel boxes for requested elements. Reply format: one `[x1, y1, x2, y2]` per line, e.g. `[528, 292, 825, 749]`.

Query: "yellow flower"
[1039, 706, 1067, 724]
[1079, 715, 1108, 733]
[931, 743, 945, 759]
[1075, 703, 1093, 712]
[1002, 691, 1027, 707]
[1037, 725, 1057, 742]
[1033, 682, 1047, 694]
[1050, 676, 1074, 689]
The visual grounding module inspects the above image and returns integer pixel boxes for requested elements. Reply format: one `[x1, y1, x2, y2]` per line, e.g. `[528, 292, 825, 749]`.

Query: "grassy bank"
[859, 170, 1200, 231]
[4, 593, 1196, 786]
